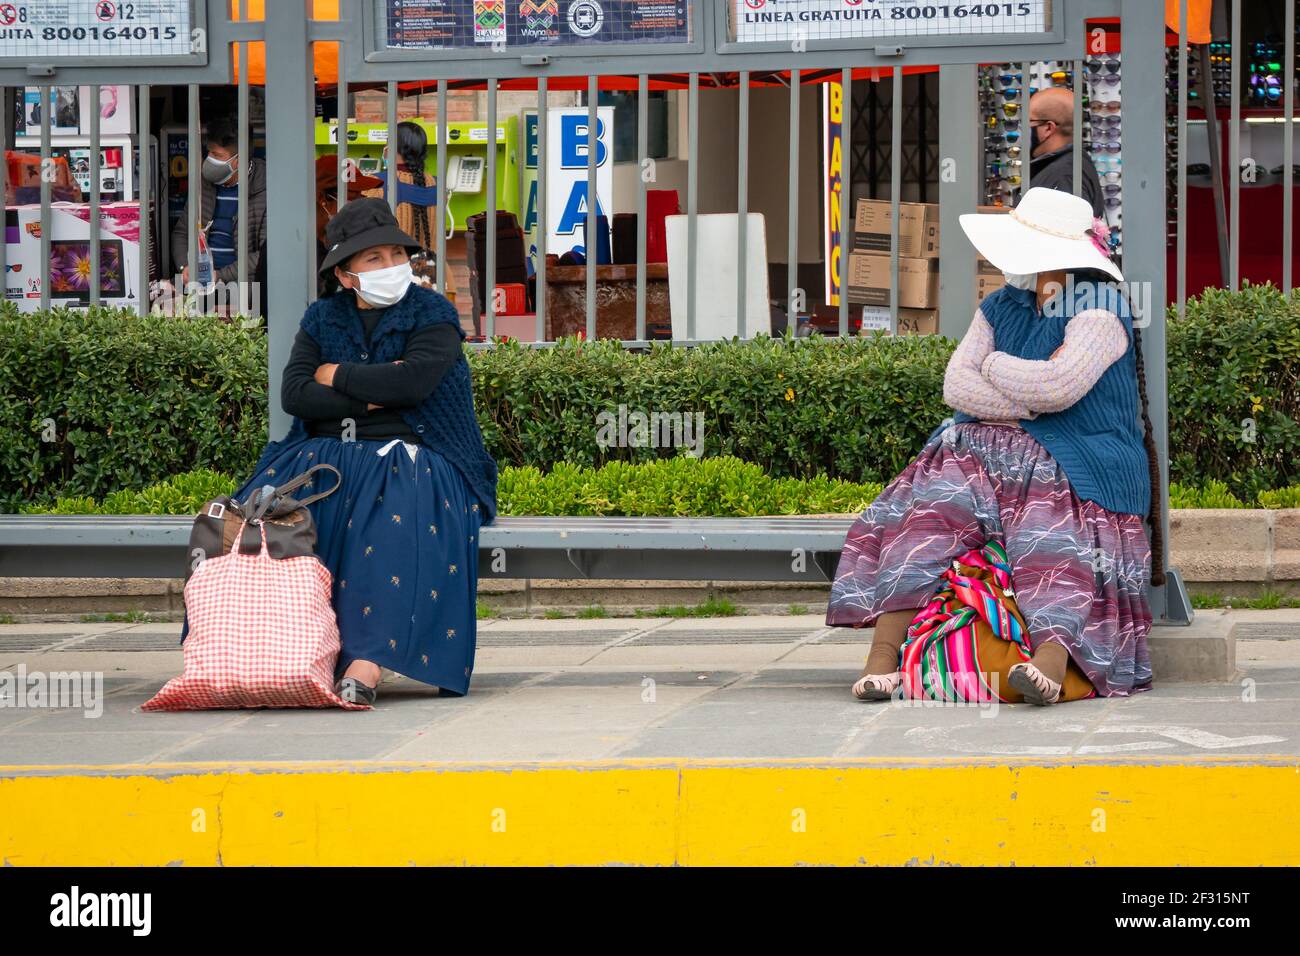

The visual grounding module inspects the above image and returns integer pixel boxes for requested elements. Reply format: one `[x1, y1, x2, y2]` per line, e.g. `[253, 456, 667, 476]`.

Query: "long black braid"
[1131, 325, 1167, 587]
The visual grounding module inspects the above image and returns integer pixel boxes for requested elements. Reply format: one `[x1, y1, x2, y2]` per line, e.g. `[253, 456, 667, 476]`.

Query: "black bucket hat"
[319, 197, 422, 275]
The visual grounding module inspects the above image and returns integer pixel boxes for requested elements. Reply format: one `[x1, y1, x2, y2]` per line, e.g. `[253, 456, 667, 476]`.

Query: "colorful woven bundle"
[900, 541, 1033, 703]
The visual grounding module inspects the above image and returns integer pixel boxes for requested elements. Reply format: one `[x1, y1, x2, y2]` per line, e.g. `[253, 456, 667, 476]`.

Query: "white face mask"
[348, 261, 413, 307]
[1002, 271, 1038, 291]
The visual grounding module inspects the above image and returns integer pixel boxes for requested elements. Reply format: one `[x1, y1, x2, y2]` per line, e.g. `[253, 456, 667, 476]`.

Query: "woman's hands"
[316, 363, 383, 411]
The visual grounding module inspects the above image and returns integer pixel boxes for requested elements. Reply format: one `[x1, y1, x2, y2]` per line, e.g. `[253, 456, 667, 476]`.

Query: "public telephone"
[447, 155, 484, 194]
[441, 155, 485, 238]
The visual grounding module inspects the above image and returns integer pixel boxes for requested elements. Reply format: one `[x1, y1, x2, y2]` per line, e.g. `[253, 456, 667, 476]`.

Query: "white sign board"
[665, 213, 771, 341]
[520, 106, 615, 267]
[731, 0, 1049, 44]
[0, 1, 193, 60]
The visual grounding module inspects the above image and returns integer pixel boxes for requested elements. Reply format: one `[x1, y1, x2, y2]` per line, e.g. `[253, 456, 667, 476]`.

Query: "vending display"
[980, 58, 1122, 260]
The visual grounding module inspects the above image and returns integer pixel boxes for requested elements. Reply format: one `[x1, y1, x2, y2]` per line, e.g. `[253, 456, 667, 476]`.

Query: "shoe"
[336, 676, 378, 706]
[1007, 661, 1062, 705]
[852, 671, 902, 701]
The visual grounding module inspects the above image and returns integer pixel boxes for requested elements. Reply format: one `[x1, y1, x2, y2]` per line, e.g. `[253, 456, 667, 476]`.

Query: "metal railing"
[1, 0, 1263, 627]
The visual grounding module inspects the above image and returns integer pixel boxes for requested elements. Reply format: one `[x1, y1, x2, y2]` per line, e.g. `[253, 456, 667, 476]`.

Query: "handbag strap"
[267, 463, 342, 510]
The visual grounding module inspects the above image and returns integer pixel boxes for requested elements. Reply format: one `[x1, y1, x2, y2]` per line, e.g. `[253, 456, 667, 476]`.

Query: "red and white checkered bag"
[143, 522, 369, 711]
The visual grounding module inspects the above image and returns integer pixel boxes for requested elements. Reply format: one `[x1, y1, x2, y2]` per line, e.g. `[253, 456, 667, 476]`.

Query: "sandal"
[336, 676, 378, 706]
[852, 670, 902, 701]
[1007, 662, 1062, 706]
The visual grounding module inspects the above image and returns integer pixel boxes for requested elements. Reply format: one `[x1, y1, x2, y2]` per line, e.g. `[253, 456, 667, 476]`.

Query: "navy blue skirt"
[185, 435, 483, 696]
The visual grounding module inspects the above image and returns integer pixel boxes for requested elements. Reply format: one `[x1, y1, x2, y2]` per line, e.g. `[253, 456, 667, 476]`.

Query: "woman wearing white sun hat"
[826, 187, 1163, 706]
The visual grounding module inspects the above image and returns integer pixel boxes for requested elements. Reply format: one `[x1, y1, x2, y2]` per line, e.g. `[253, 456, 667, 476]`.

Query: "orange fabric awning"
[232, 0, 339, 85]
[1165, 0, 1213, 45]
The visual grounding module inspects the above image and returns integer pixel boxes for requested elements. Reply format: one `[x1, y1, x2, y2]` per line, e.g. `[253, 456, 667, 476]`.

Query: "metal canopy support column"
[265, 0, 316, 440]
[737, 72, 749, 339]
[1228, 0, 1240, 291]
[137, 85, 150, 315]
[487, 77, 499, 339]
[535, 78, 547, 341]
[938, 64, 979, 340]
[636, 73, 648, 341]
[1122, 0, 1190, 625]
[888, 67, 901, 334]
[786, 70, 799, 334]
[586, 75, 598, 339]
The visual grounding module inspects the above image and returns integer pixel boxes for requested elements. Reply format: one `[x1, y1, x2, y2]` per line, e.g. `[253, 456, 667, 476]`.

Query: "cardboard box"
[976, 272, 1006, 303]
[853, 199, 939, 258]
[845, 251, 939, 309]
[859, 305, 939, 336]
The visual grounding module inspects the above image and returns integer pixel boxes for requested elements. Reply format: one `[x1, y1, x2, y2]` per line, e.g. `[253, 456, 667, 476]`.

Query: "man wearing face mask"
[170, 113, 267, 288]
[1020, 87, 1104, 219]
[245, 197, 495, 706]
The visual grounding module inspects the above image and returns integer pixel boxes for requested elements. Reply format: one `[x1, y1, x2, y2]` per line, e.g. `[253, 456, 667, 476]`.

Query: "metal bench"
[0, 515, 854, 582]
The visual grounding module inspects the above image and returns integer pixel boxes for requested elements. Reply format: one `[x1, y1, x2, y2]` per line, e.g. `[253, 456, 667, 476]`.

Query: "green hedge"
[21, 457, 882, 518]
[0, 304, 267, 512]
[472, 334, 953, 483]
[3, 283, 1298, 511]
[23, 465, 1300, 517]
[1166, 282, 1300, 502]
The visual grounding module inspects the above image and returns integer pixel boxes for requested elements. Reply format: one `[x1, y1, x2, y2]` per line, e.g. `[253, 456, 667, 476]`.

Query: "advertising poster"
[822, 77, 843, 308]
[730, 0, 1049, 44]
[386, 0, 690, 50]
[0, 0, 193, 59]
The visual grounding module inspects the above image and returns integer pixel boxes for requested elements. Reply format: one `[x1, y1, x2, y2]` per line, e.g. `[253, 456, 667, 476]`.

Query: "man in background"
[171, 113, 266, 291]
[1021, 87, 1104, 218]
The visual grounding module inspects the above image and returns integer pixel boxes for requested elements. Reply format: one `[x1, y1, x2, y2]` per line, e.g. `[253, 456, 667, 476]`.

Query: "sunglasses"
[1085, 59, 1121, 75]
[1104, 196, 1123, 209]
[1001, 102, 1021, 118]
[1091, 114, 1122, 128]
[1102, 182, 1122, 196]
[1101, 170, 1122, 184]
[1090, 100, 1122, 114]
[1087, 127, 1122, 141]
[998, 72, 1023, 85]
[1089, 74, 1122, 87]
[1049, 70, 1074, 84]
[1089, 141, 1123, 153]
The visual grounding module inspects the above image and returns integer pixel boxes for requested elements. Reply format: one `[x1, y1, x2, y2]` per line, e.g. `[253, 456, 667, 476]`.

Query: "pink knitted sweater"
[943, 307, 1129, 423]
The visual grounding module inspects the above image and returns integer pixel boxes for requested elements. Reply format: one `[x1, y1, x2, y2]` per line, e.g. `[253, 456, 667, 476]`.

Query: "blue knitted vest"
[935, 278, 1151, 517]
[279, 284, 500, 523]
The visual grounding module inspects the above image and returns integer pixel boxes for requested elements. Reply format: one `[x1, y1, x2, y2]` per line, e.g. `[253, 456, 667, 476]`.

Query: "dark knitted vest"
[279, 284, 499, 522]
[933, 277, 1150, 517]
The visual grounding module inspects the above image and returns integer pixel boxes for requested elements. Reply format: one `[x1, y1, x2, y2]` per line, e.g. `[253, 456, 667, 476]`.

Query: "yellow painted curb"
[2, 759, 1298, 866]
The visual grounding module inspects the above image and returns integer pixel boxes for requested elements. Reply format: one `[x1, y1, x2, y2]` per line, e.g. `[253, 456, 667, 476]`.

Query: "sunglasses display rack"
[1084, 55, 1123, 260]
[980, 58, 1121, 259]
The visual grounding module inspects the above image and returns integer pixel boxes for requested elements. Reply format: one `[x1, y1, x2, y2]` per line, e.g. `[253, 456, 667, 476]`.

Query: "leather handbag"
[186, 463, 341, 580]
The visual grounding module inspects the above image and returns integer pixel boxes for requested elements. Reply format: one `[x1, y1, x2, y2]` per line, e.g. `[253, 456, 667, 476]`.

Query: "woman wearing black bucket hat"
[227, 197, 499, 705]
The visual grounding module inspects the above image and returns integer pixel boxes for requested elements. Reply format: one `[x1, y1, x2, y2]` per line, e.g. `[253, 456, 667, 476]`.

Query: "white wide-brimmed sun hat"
[959, 186, 1122, 282]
